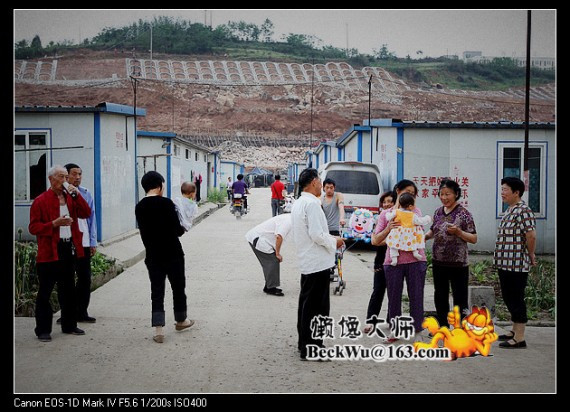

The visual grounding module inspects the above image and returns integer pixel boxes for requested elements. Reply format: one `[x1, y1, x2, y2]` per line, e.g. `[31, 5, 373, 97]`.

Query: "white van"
[319, 161, 384, 220]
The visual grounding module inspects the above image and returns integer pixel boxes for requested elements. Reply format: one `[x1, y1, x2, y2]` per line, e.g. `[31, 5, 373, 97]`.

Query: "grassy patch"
[469, 258, 555, 321]
[14, 241, 122, 316]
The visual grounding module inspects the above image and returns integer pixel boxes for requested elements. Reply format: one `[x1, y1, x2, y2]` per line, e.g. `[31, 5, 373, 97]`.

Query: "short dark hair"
[237, 174, 244, 180]
[275, 175, 281, 180]
[399, 192, 416, 209]
[393, 179, 418, 198]
[323, 178, 336, 187]
[298, 168, 319, 190]
[64, 163, 81, 172]
[141, 171, 164, 193]
[439, 178, 461, 200]
[379, 191, 394, 207]
[501, 176, 525, 197]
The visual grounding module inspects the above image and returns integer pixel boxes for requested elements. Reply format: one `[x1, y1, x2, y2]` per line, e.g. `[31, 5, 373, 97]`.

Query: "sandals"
[175, 319, 195, 331]
[499, 338, 527, 349]
[153, 335, 164, 343]
[498, 331, 515, 341]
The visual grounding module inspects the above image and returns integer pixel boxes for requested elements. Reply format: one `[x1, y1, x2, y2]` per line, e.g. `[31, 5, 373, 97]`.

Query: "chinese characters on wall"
[412, 175, 470, 208]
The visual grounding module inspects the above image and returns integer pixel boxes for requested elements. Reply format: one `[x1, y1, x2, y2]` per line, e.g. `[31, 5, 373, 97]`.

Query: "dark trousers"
[366, 246, 387, 321]
[498, 269, 528, 324]
[297, 269, 331, 356]
[366, 269, 387, 322]
[432, 264, 469, 327]
[384, 261, 427, 333]
[35, 241, 77, 335]
[195, 182, 201, 202]
[145, 257, 187, 327]
[250, 239, 281, 289]
[74, 247, 92, 319]
[271, 198, 282, 217]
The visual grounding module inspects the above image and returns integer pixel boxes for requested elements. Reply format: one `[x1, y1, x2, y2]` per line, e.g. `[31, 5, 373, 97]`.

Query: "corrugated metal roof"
[401, 120, 555, 129]
[15, 102, 146, 116]
[137, 131, 176, 138]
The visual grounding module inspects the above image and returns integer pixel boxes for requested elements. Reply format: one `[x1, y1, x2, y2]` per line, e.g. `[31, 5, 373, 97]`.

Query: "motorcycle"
[230, 193, 246, 219]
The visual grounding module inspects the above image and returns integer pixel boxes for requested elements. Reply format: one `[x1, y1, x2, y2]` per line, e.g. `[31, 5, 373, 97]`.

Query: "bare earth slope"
[15, 50, 555, 169]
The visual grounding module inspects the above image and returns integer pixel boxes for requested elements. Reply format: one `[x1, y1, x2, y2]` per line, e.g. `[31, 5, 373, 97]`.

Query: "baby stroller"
[332, 243, 347, 295]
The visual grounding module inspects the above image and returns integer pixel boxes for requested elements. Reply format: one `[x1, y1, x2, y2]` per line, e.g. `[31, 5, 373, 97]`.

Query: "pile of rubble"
[214, 140, 307, 170]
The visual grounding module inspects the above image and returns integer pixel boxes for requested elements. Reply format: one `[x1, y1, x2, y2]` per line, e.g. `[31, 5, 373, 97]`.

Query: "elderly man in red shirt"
[29, 164, 92, 342]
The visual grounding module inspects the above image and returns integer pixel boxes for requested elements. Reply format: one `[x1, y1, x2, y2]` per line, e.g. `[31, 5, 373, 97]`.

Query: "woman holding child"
[372, 179, 428, 340]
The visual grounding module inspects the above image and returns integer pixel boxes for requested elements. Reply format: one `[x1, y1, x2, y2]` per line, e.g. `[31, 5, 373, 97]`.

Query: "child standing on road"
[174, 182, 198, 232]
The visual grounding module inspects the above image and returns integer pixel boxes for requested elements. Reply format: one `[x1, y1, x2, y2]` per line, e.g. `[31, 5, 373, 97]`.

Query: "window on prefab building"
[185, 149, 189, 159]
[173, 144, 180, 157]
[498, 142, 547, 217]
[204, 154, 207, 162]
[15, 131, 49, 202]
[195, 152, 199, 161]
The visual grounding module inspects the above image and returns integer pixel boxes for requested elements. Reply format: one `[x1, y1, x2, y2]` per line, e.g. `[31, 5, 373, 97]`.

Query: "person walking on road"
[135, 171, 195, 344]
[425, 178, 477, 328]
[270, 175, 287, 217]
[494, 177, 536, 349]
[226, 177, 233, 201]
[64, 163, 98, 324]
[246, 213, 292, 296]
[291, 168, 345, 360]
[29, 165, 92, 342]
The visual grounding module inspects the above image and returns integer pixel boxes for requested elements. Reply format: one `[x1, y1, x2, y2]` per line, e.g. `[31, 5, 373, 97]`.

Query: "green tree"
[30, 35, 42, 50]
[374, 43, 396, 60]
[260, 19, 274, 42]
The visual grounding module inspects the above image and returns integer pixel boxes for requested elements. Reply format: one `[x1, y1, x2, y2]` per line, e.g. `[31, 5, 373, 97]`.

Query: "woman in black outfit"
[364, 191, 395, 334]
[135, 171, 194, 343]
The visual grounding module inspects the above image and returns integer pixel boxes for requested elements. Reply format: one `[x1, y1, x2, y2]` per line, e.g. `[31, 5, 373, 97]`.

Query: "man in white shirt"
[291, 168, 345, 360]
[245, 213, 292, 296]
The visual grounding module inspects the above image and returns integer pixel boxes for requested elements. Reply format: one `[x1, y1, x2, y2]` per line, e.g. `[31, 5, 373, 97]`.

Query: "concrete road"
[14, 188, 556, 393]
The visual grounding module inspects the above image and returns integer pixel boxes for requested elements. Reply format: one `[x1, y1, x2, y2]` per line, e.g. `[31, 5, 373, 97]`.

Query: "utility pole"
[523, 10, 531, 197]
[150, 24, 153, 60]
[368, 74, 373, 128]
[130, 76, 139, 202]
[309, 57, 315, 151]
[345, 23, 349, 57]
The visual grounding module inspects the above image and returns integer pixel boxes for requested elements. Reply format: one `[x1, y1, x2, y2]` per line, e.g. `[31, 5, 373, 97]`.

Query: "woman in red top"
[29, 165, 91, 342]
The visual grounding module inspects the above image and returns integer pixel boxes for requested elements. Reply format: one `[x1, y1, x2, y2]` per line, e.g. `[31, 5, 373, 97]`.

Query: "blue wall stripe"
[166, 141, 172, 198]
[93, 113, 102, 242]
[357, 131, 363, 162]
[397, 126, 404, 182]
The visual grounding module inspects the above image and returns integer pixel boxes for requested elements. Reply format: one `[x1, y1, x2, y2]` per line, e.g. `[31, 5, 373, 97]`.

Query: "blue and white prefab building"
[220, 160, 245, 189]
[15, 102, 146, 243]
[316, 118, 555, 253]
[136, 131, 219, 202]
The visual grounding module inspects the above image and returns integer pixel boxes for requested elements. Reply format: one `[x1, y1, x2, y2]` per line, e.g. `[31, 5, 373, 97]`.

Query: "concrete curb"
[98, 202, 225, 270]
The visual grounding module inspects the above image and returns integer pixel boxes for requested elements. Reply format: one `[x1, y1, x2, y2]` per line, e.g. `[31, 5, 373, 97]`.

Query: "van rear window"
[325, 171, 379, 195]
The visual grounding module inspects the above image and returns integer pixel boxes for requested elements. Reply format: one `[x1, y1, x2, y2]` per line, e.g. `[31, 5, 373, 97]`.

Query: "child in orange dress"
[385, 193, 432, 266]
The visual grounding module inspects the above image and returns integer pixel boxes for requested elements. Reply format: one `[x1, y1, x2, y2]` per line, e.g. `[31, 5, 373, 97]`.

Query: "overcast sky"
[14, 9, 556, 59]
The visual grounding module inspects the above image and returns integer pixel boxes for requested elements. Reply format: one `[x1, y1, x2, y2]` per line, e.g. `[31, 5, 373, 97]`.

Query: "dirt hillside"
[15, 50, 555, 169]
